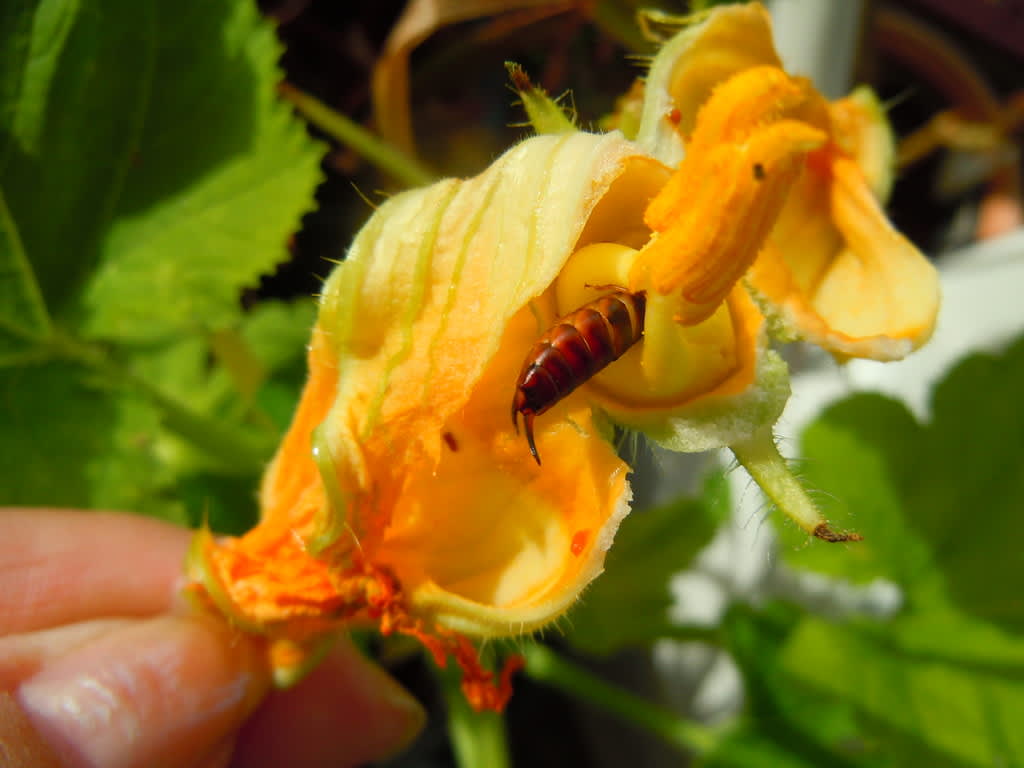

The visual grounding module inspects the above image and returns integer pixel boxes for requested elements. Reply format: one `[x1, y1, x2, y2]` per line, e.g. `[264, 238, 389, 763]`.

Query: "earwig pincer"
[511, 289, 646, 463]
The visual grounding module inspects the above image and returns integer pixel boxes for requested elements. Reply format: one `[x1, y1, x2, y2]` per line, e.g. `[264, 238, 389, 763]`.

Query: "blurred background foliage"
[2, 0, 1023, 766]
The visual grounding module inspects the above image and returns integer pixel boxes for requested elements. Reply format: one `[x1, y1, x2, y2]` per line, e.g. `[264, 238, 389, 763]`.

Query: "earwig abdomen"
[511, 290, 646, 463]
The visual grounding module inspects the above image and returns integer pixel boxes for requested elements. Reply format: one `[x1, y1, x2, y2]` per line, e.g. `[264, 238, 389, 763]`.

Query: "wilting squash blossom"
[186, 3, 939, 709]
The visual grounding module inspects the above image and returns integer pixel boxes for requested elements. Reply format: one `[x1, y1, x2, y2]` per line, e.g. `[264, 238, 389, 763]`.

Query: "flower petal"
[828, 86, 896, 203]
[196, 132, 648, 646]
[750, 154, 940, 360]
[631, 66, 827, 324]
[369, 297, 631, 636]
[816, 155, 940, 358]
[635, 2, 783, 164]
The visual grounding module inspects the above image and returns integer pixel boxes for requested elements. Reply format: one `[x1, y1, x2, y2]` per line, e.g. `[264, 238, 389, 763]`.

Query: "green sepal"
[505, 61, 576, 135]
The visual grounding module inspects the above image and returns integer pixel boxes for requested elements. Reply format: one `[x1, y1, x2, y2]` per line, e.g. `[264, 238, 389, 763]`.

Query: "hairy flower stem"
[522, 643, 720, 756]
[439, 663, 511, 768]
[730, 427, 862, 542]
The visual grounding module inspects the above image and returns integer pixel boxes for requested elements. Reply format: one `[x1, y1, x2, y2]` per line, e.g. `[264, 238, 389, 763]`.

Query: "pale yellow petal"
[635, 2, 783, 164]
[750, 155, 940, 359]
[814, 156, 940, 359]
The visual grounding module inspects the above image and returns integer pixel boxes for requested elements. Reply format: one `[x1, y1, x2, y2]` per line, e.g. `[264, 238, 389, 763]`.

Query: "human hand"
[0, 508, 425, 768]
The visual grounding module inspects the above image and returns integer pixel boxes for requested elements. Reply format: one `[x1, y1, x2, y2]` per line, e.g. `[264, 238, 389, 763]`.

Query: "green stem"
[730, 427, 861, 542]
[279, 83, 435, 188]
[307, 423, 351, 554]
[0, 184, 52, 336]
[592, 0, 658, 54]
[438, 663, 511, 768]
[522, 643, 720, 756]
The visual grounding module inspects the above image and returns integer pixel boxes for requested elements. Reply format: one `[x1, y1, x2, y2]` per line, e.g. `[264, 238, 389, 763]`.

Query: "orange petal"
[635, 2, 783, 162]
[632, 67, 826, 324]
[816, 155, 940, 358]
[376, 301, 631, 635]
[190, 133, 644, 690]
[750, 153, 940, 360]
[828, 86, 896, 203]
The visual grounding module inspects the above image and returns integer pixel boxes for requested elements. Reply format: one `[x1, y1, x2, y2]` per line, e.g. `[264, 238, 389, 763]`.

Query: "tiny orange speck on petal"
[570, 529, 590, 556]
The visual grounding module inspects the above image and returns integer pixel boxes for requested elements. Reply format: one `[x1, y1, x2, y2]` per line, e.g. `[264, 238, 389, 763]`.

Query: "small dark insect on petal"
[753, 162, 766, 181]
[442, 431, 459, 452]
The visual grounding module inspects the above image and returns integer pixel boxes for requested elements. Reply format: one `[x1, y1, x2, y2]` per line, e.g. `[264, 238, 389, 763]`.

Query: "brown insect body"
[511, 290, 646, 464]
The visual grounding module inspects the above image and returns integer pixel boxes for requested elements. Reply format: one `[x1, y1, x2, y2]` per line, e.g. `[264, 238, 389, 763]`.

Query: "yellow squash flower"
[187, 2, 939, 709]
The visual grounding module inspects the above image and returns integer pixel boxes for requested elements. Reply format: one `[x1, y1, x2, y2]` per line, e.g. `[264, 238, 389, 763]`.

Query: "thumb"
[14, 614, 268, 768]
[231, 637, 426, 768]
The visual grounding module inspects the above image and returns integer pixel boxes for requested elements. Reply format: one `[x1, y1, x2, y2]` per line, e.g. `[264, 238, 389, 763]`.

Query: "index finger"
[0, 508, 191, 635]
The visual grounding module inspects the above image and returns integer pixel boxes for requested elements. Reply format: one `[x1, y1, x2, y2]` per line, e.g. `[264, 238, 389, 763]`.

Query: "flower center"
[555, 242, 739, 407]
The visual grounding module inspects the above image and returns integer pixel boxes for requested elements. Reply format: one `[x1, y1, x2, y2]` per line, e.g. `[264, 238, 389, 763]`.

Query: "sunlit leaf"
[79, 1, 324, 342]
[0, 0, 324, 345]
[773, 335, 1024, 766]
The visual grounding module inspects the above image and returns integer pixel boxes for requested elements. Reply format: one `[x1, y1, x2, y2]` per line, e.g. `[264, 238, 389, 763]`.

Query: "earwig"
[511, 289, 646, 464]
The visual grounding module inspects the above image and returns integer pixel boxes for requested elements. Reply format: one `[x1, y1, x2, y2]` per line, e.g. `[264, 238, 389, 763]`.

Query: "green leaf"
[565, 472, 728, 655]
[126, 336, 276, 475]
[908, 337, 1024, 631]
[93, 393, 190, 524]
[0, 0, 324, 345]
[80, 0, 324, 342]
[2, 0, 81, 160]
[785, 336, 1024, 629]
[0, 1, 36, 160]
[126, 299, 314, 468]
[0, 0, 71, 361]
[778, 393, 930, 584]
[0, 361, 185, 522]
[780, 617, 1024, 768]
[772, 336, 1024, 766]
[238, 298, 316, 376]
[239, 299, 316, 431]
[177, 470, 259, 534]
[1, 0, 157, 314]
[0, 361, 116, 506]
[2, 299, 310, 517]
[701, 604, 885, 768]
